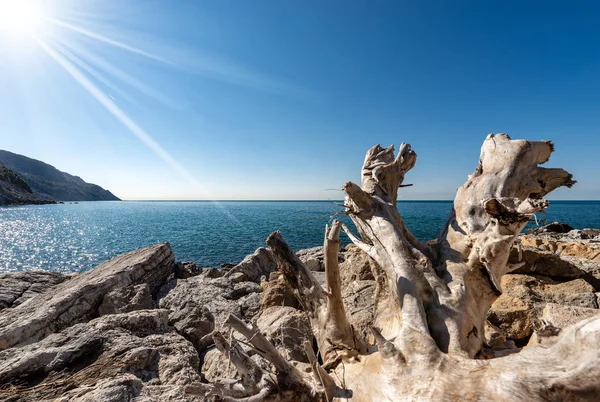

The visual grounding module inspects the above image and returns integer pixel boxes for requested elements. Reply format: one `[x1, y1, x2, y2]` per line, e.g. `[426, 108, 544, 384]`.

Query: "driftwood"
[188, 134, 599, 401]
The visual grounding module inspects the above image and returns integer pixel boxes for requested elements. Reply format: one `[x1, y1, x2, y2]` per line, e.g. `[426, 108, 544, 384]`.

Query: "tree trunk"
[189, 133, 599, 401]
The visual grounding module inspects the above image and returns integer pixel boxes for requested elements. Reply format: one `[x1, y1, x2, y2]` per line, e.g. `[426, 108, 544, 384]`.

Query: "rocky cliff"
[0, 223, 598, 400]
[0, 150, 120, 203]
[0, 165, 55, 206]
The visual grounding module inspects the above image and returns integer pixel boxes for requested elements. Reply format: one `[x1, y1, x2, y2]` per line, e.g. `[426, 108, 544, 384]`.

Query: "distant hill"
[0, 165, 55, 205]
[0, 150, 120, 203]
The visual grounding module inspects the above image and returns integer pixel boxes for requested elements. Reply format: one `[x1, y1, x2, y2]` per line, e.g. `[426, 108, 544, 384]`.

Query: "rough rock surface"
[0, 310, 202, 401]
[225, 247, 277, 282]
[339, 244, 375, 284]
[158, 275, 261, 324]
[487, 273, 598, 342]
[0, 271, 70, 311]
[98, 283, 155, 316]
[2, 223, 600, 401]
[255, 306, 314, 363]
[540, 302, 600, 329]
[296, 246, 324, 271]
[0, 243, 174, 350]
[168, 301, 215, 355]
[259, 272, 299, 309]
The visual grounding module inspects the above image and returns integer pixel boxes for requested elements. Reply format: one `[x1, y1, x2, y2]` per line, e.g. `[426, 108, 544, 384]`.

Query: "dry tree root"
[187, 133, 599, 401]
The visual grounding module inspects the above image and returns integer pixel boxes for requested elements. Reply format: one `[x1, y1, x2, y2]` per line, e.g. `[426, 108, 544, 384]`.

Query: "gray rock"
[0, 271, 70, 311]
[255, 306, 314, 363]
[168, 301, 215, 354]
[0, 309, 202, 401]
[98, 283, 155, 316]
[225, 248, 277, 282]
[158, 275, 261, 325]
[541, 303, 600, 329]
[0, 243, 175, 350]
[229, 271, 248, 283]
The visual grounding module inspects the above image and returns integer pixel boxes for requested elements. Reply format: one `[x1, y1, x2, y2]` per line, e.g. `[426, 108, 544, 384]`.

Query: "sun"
[0, 0, 45, 37]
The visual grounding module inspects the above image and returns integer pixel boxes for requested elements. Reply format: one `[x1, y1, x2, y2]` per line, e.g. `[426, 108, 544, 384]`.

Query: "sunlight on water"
[1, 201, 598, 273]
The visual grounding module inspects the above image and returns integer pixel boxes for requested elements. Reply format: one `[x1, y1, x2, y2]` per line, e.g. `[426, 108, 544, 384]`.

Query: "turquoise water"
[1, 200, 599, 273]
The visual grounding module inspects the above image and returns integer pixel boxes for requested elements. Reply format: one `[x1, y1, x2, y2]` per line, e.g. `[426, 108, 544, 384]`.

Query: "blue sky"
[0, 0, 598, 200]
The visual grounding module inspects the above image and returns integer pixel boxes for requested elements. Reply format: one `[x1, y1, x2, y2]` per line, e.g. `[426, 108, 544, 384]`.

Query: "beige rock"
[488, 274, 598, 342]
[225, 247, 277, 283]
[0, 271, 70, 311]
[541, 302, 600, 329]
[521, 234, 600, 262]
[98, 283, 155, 315]
[158, 275, 261, 324]
[259, 272, 299, 309]
[339, 244, 374, 286]
[0, 243, 174, 351]
[255, 306, 314, 363]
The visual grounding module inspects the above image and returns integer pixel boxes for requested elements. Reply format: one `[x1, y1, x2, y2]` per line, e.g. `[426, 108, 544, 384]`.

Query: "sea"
[1, 200, 599, 273]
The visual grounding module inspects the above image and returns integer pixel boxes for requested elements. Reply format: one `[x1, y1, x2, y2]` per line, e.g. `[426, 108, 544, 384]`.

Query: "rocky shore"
[0, 223, 599, 401]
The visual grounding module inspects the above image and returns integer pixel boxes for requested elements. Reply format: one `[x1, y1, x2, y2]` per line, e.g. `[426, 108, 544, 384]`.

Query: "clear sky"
[0, 0, 598, 200]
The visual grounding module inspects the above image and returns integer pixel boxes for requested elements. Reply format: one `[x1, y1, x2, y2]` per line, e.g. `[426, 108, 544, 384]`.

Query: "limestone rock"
[541, 302, 600, 329]
[202, 347, 267, 384]
[259, 272, 299, 309]
[0, 271, 70, 311]
[296, 246, 324, 271]
[488, 274, 598, 342]
[0, 310, 202, 401]
[98, 283, 155, 316]
[158, 275, 261, 325]
[225, 247, 277, 282]
[339, 244, 375, 285]
[168, 301, 214, 355]
[255, 306, 314, 363]
[0, 243, 175, 350]
[520, 234, 600, 262]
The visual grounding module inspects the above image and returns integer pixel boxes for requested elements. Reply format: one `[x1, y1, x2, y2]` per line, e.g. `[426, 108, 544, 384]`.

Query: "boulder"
[540, 302, 600, 329]
[255, 306, 314, 363]
[0, 271, 70, 311]
[296, 246, 324, 271]
[98, 283, 155, 316]
[487, 274, 598, 342]
[259, 272, 299, 309]
[0, 310, 202, 401]
[168, 301, 215, 355]
[202, 347, 267, 383]
[339, 244, 375, 285]
[0, 243, 175, 350]
[520, 234, 600, 262]
[158, 275, 261, 325]
[225, 248, 277, 282]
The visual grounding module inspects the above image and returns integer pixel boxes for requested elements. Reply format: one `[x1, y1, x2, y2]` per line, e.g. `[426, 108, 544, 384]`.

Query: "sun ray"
[49, 38, 139, 107]
[50, 34, 182, 109]
[47, 17, 172, 65]
[33, 35, 250, 231]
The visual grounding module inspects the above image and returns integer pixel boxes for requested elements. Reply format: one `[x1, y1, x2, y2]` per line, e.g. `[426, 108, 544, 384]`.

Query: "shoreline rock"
[0, 221, 598, 400]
